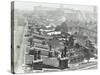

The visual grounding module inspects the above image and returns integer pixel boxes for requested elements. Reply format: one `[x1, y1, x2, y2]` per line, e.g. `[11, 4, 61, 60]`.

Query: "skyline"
[14, 1, 96, 13]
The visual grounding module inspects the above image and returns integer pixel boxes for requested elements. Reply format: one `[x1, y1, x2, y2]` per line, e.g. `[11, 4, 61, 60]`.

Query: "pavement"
[21, 61, 97, 73]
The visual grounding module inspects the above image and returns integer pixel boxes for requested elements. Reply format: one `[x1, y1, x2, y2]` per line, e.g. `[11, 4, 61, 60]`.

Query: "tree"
[82, 47, 92, 62]
[55, 21, 68, 32]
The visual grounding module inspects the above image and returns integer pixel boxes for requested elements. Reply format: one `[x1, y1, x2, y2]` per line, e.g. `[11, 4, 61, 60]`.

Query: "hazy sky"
[14, 1, 96, 12]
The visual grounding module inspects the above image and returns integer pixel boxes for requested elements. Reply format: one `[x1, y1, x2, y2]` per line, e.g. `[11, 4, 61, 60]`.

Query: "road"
[15, 20, 28, 73]
[67, 61, 97, 71]
[32, 61, 97, 72]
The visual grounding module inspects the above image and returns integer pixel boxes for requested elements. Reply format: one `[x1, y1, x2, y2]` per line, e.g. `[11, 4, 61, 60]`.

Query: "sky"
[14, 1, 96, 12]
